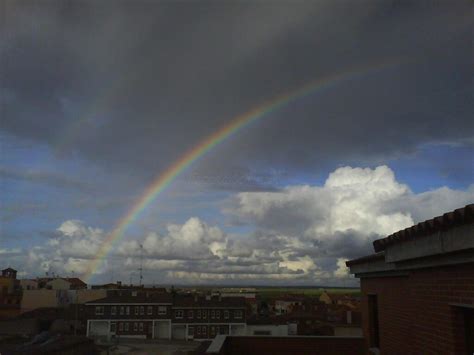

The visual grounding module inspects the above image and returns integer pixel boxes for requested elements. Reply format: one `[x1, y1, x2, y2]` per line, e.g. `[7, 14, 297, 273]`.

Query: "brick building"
[171, 295, 246, 340]
[85, 292, 173, 339]
[85, 292, 246, 341]
[0, 267, 21, 319]
[346, 203, 474, 355]
[204, 335, 365, 355]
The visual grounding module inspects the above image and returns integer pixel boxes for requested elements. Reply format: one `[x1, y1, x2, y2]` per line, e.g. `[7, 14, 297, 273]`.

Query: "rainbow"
[82, 61, 400, 281]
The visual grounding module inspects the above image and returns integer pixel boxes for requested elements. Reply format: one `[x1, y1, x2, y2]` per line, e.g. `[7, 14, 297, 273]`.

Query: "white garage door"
[230, 324, 246, 335]
[89, 321, 109, 337]
[154, 321, 170, 339]
[172, 325, 186, 340]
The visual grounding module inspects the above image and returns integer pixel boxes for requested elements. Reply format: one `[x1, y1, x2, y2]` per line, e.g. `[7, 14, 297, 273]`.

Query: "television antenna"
[138, 244, 143, 287]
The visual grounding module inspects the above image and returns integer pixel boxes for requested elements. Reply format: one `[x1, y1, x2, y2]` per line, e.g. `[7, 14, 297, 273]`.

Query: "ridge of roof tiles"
[373, 203, 474, 253]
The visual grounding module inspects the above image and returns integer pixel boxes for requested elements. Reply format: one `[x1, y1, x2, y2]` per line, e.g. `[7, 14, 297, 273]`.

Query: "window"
[126, 306, 130, 315]
[220, 326, 229, 335]
[219, 325, 229, 334]
[135, 306, 139, 315]
[224, 310, 229, 319]
[197, 310, 201, 319]
[95, 306, 104, 315]
[147, 306, 153, 315]
[196, 326, 201, 336]
[210, 310, 215, 319]
[202, 326, 207, 336]
[124, 323, 129, 331]
[111, 306, 116, 315]
[140, 306, 144, 315]
[175, 310, 184, 319]
[119, 323, 123, 331]
[133, 322, 138, 331]
[368, 295, 380, 348]
[202, 310, 207, 319]
[188, 326, 194, 336]
[110, 322, 116, 332]
[139, 322, 144, 332]
[210, 326, 215, 336]
[188, 310, 194, 319]
[158, 306, 167, 315]
[234, 310, 243, 319]
[120, 306, 125, 315]
[216, 310, 220, 319]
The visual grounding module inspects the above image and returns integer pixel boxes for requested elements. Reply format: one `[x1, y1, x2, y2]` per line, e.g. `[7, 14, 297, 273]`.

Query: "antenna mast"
[138, 244, 143, 287]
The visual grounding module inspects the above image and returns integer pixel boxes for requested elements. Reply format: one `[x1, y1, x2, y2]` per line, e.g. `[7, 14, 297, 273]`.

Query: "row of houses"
[86, 292, 247, 340]
[85, 291, 363, 340]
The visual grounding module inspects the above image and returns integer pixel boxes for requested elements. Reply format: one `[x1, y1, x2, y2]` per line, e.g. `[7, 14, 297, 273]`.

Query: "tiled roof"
[173, 295, 246, 308]
[86, 293, 173, 304]
[63, 277, 87, 286]
[373, 204, 474, 253]
[345, 252, 385, 267]
[2, 267, 17, 272]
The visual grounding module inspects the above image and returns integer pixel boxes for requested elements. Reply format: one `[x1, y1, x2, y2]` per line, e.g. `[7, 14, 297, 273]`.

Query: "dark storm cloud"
[0, 167, 95, 192]
[2, 0, 473, 188]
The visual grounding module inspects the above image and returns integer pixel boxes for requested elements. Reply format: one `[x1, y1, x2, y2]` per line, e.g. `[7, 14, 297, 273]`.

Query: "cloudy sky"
[1, 0, 473, 286]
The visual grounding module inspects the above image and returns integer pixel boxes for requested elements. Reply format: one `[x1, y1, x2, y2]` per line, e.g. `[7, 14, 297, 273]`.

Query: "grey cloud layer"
[2, 1, 473, 188]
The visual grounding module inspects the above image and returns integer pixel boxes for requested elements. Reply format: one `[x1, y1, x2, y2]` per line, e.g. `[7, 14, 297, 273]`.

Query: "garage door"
[154, 321, 170, 339]
[230, 324, 245, 335]
[172, 325, 186, 340]
[89, 321, 109, 337]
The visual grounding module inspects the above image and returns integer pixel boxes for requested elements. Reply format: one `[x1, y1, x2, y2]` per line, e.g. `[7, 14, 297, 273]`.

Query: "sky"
[1, 0, 473, 286]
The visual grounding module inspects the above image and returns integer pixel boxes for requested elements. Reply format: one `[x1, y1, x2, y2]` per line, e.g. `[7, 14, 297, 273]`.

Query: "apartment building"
[85, 293, 246, 341]
[346, 203, 474, 354]
[85, 292, 173, 339]
[171, 295, 247, 340]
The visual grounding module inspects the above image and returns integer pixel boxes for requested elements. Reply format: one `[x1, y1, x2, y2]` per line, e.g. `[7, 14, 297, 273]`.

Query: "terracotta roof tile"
[345, 252, 385, 267]
[373, 203, 474, 252]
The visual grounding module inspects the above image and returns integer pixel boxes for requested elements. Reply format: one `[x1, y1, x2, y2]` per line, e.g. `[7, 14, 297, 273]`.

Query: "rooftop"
[347, 203, 474, 275]
[86, 292, 173, 304]
[173, 295, 246, 308]
[373, 203, 474, 252]
[204, 335, 365, 355]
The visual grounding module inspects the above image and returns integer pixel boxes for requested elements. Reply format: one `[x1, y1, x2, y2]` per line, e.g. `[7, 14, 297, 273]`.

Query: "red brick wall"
[361, 263, 474, 355]
[220, 336, 365, 355]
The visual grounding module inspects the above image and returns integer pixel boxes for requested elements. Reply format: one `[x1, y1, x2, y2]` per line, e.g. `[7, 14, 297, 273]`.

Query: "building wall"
[0, 277, 16, 295]
[246, 324, 288, 336]
[20, 279, 38, 290]
[76, 289, 107, 304]
[319, 292, 332, 305]
[360, 263, 474, 355]
[87, 304, 172, 320]
[219, 336, 365, 355]
[21, 289, 71, 313]
[171, 308, 245, 324]
[333, 326, 363, 337]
